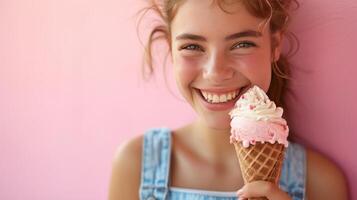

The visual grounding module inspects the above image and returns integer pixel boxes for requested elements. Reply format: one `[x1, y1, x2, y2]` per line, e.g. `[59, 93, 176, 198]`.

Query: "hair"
[139, 0, 299, 108]
[136, 0, 300, 140]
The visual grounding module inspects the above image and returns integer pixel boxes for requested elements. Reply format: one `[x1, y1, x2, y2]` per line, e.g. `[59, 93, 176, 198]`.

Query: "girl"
[109, 0, 348, 199]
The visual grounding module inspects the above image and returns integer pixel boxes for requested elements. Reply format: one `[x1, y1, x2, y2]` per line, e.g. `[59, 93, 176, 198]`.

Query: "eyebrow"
[175, 30, 262, 41]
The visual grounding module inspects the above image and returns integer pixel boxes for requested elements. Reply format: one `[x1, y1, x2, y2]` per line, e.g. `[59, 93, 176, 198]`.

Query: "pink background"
[0, 0, 356, 199]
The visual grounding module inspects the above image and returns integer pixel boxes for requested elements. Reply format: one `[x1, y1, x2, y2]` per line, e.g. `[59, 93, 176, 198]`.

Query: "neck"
[190, 119, 236, 163]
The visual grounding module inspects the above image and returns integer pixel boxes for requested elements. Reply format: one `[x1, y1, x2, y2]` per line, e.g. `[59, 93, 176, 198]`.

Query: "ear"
[271, 31, 284, 62]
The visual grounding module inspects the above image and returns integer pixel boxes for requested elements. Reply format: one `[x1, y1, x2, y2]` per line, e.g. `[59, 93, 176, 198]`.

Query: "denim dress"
[139, 128, 306, 200]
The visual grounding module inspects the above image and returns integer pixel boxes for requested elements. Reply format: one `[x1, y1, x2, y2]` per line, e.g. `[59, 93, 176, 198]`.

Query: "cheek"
[232, 54, 271, 90]
[172, 58, 200, 102]
[173, 56, 202, 103]
[237, 55, 269, 72]
[174, 56, 201, 85]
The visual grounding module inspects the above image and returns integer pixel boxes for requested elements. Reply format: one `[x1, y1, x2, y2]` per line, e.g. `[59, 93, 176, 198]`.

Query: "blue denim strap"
[279, 143, 307, 200]
[139, 128, 171, 200]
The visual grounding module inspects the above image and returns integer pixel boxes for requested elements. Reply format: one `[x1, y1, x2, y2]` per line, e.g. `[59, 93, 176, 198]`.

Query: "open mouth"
[196, 85, 250, 104]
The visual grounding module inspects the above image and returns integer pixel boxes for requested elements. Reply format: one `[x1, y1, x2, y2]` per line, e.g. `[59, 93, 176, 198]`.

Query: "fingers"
[236, 181, 275, 199]
[237, 181, 292, 200]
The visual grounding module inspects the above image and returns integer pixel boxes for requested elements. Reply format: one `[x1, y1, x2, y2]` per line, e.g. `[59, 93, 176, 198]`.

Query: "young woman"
[109, 0, 349, 199]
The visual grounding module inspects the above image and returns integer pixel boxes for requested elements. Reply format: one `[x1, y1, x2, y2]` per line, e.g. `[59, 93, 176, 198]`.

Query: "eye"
[180, 44, 204, 51]
[232, 41, 257, 50]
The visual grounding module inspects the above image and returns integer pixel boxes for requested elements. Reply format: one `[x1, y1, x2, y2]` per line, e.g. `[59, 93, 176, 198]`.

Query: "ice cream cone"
[234, 142, 285, 200]
[228, 85, 289, 200]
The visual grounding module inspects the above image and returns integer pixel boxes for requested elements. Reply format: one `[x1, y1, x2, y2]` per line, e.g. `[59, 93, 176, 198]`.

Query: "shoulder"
[108, 134, 143, 200]
[305, 147, 349, 199]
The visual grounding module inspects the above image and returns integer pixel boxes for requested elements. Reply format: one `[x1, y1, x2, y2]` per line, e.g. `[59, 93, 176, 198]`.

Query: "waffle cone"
[234, 142, 285, 200]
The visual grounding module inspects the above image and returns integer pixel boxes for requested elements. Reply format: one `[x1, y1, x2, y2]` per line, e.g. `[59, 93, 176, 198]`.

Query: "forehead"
[171, 0, 264, 37]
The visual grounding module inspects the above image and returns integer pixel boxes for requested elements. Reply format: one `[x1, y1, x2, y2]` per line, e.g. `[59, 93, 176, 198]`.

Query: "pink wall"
[0, 0, 355, 199]
[286, 0, 357, 197]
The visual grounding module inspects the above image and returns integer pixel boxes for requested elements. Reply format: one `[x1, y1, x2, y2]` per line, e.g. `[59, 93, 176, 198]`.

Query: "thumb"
[237, 181, 274, 198]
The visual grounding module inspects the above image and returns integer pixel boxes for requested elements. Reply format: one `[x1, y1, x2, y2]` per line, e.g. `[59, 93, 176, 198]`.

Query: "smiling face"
[170, 0, 282, 130]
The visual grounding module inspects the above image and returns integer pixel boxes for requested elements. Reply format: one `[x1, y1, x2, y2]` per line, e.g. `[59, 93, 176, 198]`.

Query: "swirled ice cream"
[229, 85, 289, 148]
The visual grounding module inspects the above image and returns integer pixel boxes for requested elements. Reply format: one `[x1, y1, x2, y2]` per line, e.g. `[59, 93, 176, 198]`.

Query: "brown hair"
[136, 0, 300, 139]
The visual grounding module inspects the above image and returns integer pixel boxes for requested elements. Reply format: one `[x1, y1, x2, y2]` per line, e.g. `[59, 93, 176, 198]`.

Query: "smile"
[200, 90, 239, 103]
[195, 86, 249, 111]
[196, 85, 250, 105]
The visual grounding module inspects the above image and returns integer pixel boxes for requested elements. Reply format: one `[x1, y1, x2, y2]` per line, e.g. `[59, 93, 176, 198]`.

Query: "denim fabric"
[139, 128, 306, 200]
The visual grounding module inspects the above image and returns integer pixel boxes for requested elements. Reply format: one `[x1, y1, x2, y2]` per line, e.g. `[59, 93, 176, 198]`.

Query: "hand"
[236, 180, 292, 200]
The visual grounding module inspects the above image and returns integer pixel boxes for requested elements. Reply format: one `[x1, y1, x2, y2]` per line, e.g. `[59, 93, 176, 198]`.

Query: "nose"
[202, 51, 234, 83]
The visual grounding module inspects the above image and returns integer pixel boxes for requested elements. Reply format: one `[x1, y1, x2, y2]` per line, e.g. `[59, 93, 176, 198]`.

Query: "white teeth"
[227, 93, 232, 100]
[219, 94, 227, 102]
[212, 95, 219, 103]
[230, 92, 237, 99]
[207, 93, 212, 101]
[202, 91, 208, 99]
[200, 89, 240, 103]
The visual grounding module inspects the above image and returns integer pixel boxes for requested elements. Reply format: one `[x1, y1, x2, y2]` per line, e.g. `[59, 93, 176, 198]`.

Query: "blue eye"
[232, 41, 256, 49]
[181, 44, 203, 51]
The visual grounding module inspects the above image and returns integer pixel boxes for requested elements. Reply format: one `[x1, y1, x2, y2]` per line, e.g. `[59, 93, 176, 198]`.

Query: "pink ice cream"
[229, 85, 289, 148]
